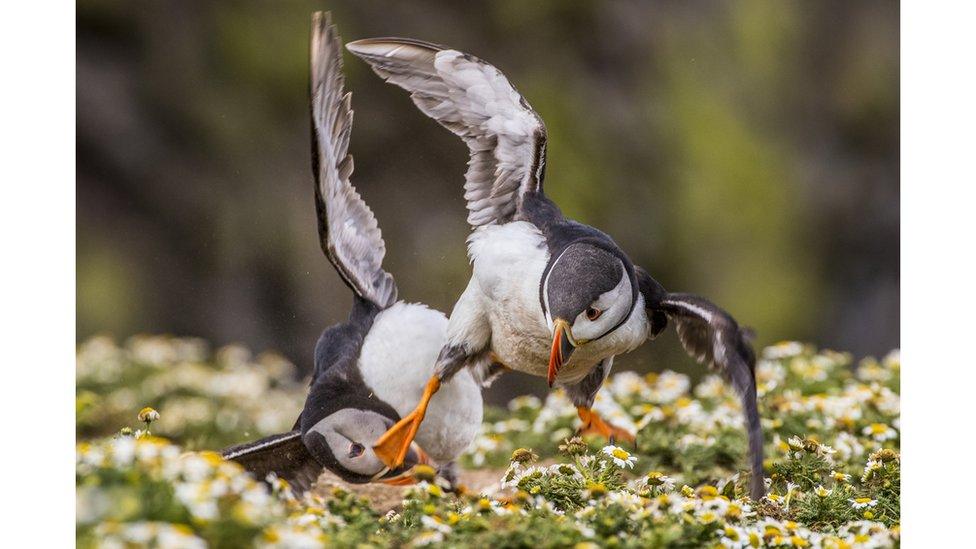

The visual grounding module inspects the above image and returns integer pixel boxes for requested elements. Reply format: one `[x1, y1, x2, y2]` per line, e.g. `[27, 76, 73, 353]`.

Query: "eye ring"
[348, 442, 365, 458]
[585, 307, 602, 321]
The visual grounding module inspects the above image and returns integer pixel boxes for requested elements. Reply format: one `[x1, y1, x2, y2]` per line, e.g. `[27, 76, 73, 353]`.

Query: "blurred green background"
[77, 0, 898, 404]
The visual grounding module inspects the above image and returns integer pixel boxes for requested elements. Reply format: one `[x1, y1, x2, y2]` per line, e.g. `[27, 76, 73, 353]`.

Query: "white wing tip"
[346, 38, 440, 60]
[345, 39, 382, 56]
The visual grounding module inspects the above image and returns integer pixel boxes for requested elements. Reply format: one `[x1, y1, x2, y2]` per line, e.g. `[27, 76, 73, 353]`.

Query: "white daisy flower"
[849, 497, 878, 510]
[862, 423, 898, 442]
[601, 445, 637, 468]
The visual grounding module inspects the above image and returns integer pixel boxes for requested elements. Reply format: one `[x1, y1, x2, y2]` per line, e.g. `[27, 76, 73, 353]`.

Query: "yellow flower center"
[612, 448, 630, 460]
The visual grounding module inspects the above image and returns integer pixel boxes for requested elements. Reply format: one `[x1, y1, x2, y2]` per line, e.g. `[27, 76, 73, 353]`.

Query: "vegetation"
[77, 336, 899, 547]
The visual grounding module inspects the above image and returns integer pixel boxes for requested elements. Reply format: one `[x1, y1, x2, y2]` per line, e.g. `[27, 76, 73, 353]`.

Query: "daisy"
[849, 497, 878, 510]
[862, 423, 898, 442]
[644, 471, 675, 491]
[412, 531, 445, 546]
[420, 515, 452, 534]
[601, 445, 637, 469]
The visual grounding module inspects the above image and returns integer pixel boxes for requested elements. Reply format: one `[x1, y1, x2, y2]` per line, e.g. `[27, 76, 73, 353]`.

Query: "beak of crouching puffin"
[548, 318, 577, 387]
[374, 442, 432, 486]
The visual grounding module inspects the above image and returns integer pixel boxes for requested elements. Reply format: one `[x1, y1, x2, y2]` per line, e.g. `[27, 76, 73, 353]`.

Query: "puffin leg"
[576, 407, 636, 443]
[438, 461, 465, 493]
[373, 376, 441, 468]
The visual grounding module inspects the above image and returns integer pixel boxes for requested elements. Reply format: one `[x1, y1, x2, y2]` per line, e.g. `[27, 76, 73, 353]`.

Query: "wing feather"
[347, 37, 547, 227]
[310, 12, 397, 308]
[656, 292, 765, 500]
[222, 430, 322, 496]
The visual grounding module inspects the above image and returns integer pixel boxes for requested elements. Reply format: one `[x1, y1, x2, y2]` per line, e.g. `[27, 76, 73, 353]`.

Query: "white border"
[902, 0, 976, 544]
[0, 0, 968, 543]
[0, 1, 76, 543]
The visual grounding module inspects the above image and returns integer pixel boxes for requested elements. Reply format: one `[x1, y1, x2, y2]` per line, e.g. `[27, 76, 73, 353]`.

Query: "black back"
[301, 295, 398, 430]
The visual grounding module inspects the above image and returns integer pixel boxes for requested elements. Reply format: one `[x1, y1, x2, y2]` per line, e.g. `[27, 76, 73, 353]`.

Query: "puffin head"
[542, 242, 635, 386]
[302, 407, 431, 484]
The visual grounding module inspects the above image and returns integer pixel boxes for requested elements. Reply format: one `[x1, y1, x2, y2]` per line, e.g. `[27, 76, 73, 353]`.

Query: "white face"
[306, 409, 391, 476]
[567, 270, 633, 342]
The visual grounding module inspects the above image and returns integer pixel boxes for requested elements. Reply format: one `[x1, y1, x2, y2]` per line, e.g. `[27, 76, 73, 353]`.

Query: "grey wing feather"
[658, 293, 765, 500]
[346, 37, 547, 228]
[310, 13, 397, 309]
[221, 430, 322, 495]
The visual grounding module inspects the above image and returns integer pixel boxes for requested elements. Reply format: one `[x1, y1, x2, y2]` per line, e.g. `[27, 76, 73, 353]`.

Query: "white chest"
[467, 223, 650, 385]
[357, 302, 483, 464]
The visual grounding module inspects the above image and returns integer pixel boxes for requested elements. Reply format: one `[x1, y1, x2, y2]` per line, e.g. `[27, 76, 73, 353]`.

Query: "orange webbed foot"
[576, 407, 636, 444]
[373, 377, 441, 468]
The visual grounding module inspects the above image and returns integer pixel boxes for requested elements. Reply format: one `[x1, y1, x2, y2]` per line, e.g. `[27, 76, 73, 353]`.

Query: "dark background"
[77, 0, 899, 403]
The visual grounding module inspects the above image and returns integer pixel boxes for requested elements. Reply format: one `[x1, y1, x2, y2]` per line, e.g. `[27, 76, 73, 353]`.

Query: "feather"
[656, 292, 765, 500]
[310, 13, 397, 309]
[347, 38, 547, 228]
[221, 430, 322, 496]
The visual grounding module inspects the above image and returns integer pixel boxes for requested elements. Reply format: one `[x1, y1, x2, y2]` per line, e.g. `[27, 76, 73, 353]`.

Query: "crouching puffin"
[346, 37, 766, 499]
[221, 13, 484, 494]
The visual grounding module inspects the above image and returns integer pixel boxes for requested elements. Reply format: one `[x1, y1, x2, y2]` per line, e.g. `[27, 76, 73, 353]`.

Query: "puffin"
[221, 13, 484, 494]
[346, 37, 766, 499]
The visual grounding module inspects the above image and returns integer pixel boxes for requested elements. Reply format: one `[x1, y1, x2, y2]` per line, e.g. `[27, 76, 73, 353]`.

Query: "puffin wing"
[221, 430, 323, 495]
[311, 12, 397, 309]
[346, 38, 547, 227]
[655, 292, 764, 500]
[636, 267, 764, 498]
[657, 294, 757, 395]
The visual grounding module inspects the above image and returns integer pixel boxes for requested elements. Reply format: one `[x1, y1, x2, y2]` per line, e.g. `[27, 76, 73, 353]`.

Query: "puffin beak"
[375, 442, 432, 485]
[548, 318, 577, 387]
[404, 443, 432, 468]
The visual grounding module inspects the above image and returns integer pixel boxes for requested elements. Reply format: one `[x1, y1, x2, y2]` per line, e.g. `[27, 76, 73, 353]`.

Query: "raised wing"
[347, 38, 547, 227]
[310, 12, 397, 309]
[222, 430, 322, 495]
[655, 292, 765, 500]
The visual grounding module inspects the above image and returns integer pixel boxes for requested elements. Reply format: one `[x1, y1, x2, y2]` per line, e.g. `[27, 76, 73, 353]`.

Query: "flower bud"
[510, 448, 538, 464]
[138, 406, 160, 424]
[558, 436, 588, 456]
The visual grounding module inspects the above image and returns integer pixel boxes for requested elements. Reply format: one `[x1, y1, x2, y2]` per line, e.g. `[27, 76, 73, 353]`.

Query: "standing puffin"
[221, 13, 483, 493]
[346, 37, 765, 499]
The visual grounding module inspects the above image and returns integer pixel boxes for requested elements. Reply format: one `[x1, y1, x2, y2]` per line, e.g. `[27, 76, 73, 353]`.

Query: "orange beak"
[548, 318, 576, 387]
[374, 441, 432, 485]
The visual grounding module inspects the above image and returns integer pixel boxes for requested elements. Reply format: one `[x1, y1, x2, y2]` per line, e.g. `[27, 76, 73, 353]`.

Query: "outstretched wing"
[655, 292, 765, 500]
[310, 12, 397, 309]
[347, 38, 547, 228]
[658, 294, 757, 394]
[222, 430, 323, 495]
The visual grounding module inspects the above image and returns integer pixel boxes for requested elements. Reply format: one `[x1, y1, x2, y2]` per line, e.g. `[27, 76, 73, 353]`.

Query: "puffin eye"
[348, 443, 365, 458]
[585, 307, 602, 321]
